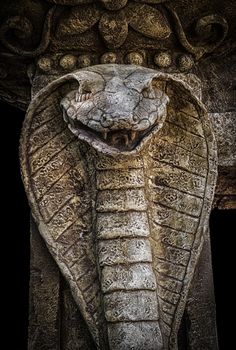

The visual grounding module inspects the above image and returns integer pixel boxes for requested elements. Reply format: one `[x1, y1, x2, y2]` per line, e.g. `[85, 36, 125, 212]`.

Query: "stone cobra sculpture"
[20, 64, 217, 349]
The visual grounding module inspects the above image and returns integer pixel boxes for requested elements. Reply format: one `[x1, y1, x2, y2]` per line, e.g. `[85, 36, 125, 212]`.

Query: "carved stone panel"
[0, 0, 235, 349]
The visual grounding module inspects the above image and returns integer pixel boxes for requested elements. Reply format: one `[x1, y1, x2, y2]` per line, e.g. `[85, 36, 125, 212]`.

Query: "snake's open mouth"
[65, 116, 157, 152]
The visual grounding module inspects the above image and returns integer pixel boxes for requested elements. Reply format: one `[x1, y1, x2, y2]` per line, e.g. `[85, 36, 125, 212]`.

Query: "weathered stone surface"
[0, 0, 233, 348]
[96, 188, 147, 211]
[99, 12, 128, 49]
[21, 65, 217, 349]
[29, 219, 97, 350]
[209, 112, 236, 209]
[0, 0, 234, 109]
[126, 3, 171, 39]
[214, 166, 236, 209]
[28, 219, 60, 350]
[185, 229, 219, 350]
[108, 322, 163, 350]
[211, 112, 236, 167]
[98, 238, 152, 265]
[100, 0, 128, 11]
[96, 211, 150, 239]
[57, 5, 100, 36]
[60, 286, 97, 350]
[103, 290, 159, 322]
[101, 263, 157, 292]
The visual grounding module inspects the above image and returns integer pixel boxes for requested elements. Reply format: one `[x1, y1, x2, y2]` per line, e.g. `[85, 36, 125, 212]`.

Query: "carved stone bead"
[178, 54, 194, 71]
[37, 57, 53, 72]
[100, 52, 117, 64]
[154, 52, 172, 68]
[77, 55, 91, 68]
[126, 52, 144, 65]
[59, 54, 77, 70]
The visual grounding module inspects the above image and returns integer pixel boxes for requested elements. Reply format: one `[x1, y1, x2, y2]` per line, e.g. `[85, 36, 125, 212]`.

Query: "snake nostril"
[132, 115, 138, 123]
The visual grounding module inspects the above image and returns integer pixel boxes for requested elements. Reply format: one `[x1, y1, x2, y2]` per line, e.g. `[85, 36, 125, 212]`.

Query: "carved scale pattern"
[20, 66, 217, 349]
[20, 82, 108, 349]
[84, 149, 163, 349]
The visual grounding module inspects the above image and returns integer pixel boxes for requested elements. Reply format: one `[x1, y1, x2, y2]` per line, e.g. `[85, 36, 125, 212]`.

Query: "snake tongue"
[111, 132, 129, 147]
[100, 130, 139, 149]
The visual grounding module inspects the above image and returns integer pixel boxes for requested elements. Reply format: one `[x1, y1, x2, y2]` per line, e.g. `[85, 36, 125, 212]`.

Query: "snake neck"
[82, 144, 163, 350]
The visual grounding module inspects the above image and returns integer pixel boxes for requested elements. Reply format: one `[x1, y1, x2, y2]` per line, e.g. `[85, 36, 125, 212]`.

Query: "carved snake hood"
[20, 64, 217, 349]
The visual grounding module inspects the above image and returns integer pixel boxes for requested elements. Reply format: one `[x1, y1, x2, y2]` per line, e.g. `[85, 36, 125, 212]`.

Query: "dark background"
[0, 101, 234, 350]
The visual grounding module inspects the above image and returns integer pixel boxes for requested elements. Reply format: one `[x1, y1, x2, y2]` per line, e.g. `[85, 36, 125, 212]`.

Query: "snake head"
[60, 65, 169, 155]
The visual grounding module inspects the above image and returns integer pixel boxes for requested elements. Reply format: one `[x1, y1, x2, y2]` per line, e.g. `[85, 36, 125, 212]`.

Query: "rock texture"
[211, 112, 236, 167]
[0, 0, 235, 349]
[21, 65, 217, 349]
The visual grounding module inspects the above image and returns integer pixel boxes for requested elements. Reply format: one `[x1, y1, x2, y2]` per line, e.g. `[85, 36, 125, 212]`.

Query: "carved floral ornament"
[0, 0, 228, 68]
[56, 1, 172, 48]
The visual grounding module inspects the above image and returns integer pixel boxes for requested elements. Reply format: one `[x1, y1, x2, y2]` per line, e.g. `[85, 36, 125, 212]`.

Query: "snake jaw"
[61, 102, 168, 155]
[60, 67, 170, 155]
[65, 111, 167, 155]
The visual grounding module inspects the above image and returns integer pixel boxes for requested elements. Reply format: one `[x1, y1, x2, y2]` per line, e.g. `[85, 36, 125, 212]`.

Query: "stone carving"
[166, 6, 228, 60]
[0, 0, 232, 113]
[0, 1, 228, 59]
[53, 2, 172, 50]
[20, 64, 217, 349]
[1, 0, 235, 348]
[0, 6, 56, 57]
